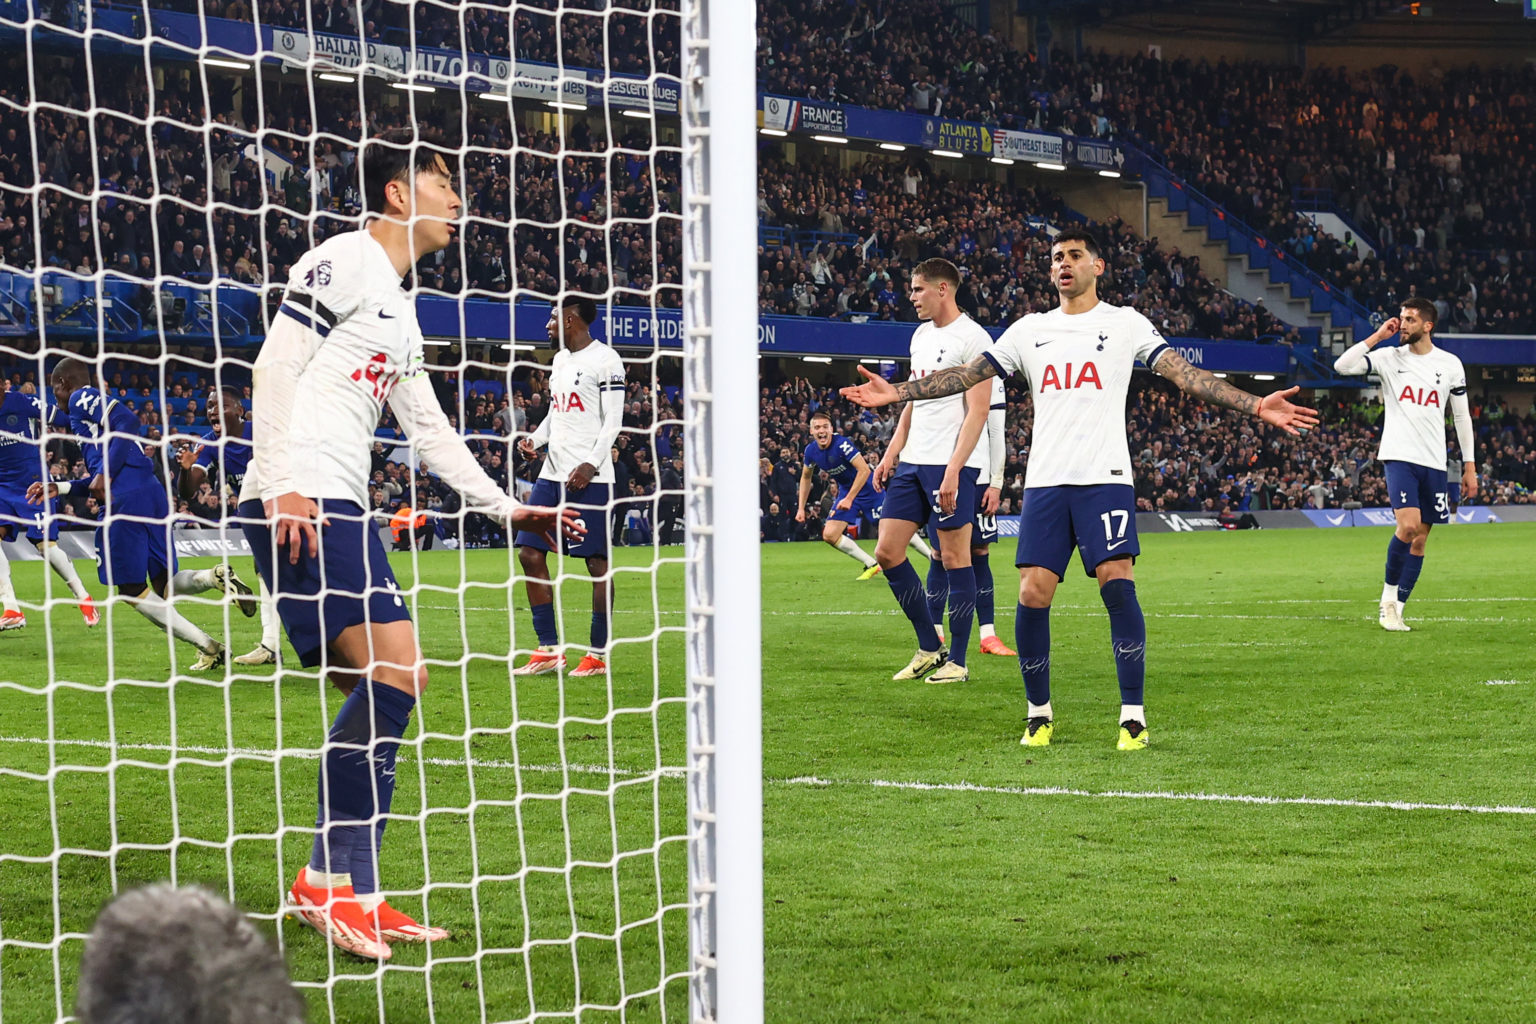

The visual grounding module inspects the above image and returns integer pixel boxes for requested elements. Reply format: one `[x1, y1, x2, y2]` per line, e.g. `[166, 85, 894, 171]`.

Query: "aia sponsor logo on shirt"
[1398, 385, 1441, 408]
[552, 392, 587, 413]
[1038, 361, 1102, 392]
[351, 353, 401, 401]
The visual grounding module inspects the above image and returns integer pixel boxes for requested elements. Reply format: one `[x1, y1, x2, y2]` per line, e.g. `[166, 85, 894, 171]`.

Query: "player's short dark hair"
[51, 356, 91, 390]
[809, 409, 833, 425]
[361, 126, 458, 217]
[1052, 228, 1103, 260]
[75, 884, 306, 1024]
[912, 258, 960, 290]
[1400, 297, 1437, 328]
[215, 384, 244, 405]
[560, 294, 598, 325]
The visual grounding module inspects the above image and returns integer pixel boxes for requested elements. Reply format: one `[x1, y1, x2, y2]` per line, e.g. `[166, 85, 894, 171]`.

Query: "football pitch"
[1, 524, 1534, 1022]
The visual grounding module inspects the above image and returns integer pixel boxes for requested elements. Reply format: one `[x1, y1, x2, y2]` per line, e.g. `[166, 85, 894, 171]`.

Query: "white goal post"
[682, 2, 763, 1022]
[0, 0, 761, 1020]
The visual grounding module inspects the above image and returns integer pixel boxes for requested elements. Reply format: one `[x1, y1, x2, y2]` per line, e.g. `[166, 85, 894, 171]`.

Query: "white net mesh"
[0, 1, 711, 1020]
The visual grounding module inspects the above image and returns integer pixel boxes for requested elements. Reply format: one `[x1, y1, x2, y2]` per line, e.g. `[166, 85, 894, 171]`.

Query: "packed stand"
[758, 153, 1295, 341]
[0, 48, 681, 310]
[756, 373, 1535, 539]
[1, 356, 685, 546]
[142, 0, 680, 79]
[758, 0, 1536, 335]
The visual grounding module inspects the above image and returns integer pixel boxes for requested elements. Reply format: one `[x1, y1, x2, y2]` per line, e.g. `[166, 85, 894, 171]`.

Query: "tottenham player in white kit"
[844, 229, 1318, 749]
[927, 372, 1015, 658]
[513, 295, 627, 678]
[873, 258, 995, 685]
[1333, 298, 1476, 631]
[239, 128, 578, 961]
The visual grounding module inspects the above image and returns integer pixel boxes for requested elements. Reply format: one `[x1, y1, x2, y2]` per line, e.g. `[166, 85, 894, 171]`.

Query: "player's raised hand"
[1369, 316, 1401, 345]
[266, 491, 325, 564]
[177, 443, 204, 473]
[1257, 387, 1320, 436]
[25, 480, 58, 504]
[517, 437, 538, 459]
[839, 366, 901, 408]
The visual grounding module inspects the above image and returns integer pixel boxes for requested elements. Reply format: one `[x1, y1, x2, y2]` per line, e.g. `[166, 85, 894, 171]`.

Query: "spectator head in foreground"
[75, 883, 306, 1024]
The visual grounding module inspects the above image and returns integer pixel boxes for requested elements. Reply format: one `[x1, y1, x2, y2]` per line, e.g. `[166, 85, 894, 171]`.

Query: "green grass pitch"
[1, 524, 1533, 1023]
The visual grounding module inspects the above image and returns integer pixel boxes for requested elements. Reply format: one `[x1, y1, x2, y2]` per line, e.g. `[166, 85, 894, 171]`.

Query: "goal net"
[0, 1, 759, 1021]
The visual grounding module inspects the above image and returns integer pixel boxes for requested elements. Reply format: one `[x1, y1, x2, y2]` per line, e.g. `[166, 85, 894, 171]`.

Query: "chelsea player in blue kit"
[795, 409, 933, 579]
[844, 230, 1318, 749]
[175, 385, 281, 663]
[0, 378, 96, 629]
[29, 358, 226, 669]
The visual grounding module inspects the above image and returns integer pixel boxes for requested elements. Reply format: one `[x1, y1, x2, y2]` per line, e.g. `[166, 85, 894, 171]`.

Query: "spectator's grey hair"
[75, 883, 306, 1024]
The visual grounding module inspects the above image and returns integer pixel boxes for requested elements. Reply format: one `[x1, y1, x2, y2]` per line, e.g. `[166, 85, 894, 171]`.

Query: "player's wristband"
[54, 481, 72, 496]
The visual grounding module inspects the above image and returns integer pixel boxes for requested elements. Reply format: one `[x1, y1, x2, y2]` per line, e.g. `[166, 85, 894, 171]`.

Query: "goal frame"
[682, 1, 764, 1022]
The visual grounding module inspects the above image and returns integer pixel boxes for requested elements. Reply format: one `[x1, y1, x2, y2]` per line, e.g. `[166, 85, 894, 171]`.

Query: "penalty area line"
[7, 737, 1535, 816]
[781, 775, 1536, 817]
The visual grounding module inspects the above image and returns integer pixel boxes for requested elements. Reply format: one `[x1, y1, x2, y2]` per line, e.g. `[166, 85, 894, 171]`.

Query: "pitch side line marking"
[782, 776, 1536, 816]
[3, 736, 1535, 818]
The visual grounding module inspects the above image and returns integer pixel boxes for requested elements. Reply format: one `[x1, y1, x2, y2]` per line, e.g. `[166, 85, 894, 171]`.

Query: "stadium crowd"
[757, 3, 1536, 332]
[18, 0, 1528, 338]
[1, 358, 683, 547]
[757, 373, 1535, 542]
[757, 152, 1289, 341]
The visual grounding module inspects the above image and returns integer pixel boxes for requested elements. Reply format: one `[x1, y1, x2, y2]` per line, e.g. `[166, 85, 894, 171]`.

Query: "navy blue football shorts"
[1015, 484, 1139, 580]
[239, 498, 410, 668]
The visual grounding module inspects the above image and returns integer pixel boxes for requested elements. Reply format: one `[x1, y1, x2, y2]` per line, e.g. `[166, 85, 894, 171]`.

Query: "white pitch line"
[786, 776, 1536, 817]
[0, 735, 683, 780]
[1483, 680, 1528, 686]
[3, 736, 1535, 818]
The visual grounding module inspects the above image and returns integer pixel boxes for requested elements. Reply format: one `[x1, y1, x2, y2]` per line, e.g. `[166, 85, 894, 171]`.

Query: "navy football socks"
[886, 559, 942, 651]
[1015, 604, 1051, 707]
[945, 567, 976, 668]
[973, 553, 994, 629]
[1398, 553, 1425, 605]
[531, 601, 559, 646]
[1384, 535, 1410, 588]
[925, 556, 948, 632]
[310, 679, 417, 897]
[1100, 579, 1146, 708]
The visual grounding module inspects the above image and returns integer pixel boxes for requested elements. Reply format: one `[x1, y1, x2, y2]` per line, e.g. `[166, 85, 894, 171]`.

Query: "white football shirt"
[246, 230, 423, 505]
[537, 340, 627, 485]
[1367, 345, 1468, 470]
[245, 229, 520, 520]
[984, 301, 1169, 488]
[902, 312, 992, 470]
[967, 375, 1007, 481]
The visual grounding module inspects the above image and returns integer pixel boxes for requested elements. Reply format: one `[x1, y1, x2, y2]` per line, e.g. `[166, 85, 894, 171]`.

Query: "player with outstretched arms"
[175, 386, 281, 664]
[926, 372, 1015, 658]
[0, 377, 96, 629]
[512, 295, 626, 678]
[872, 257, 994, 685]
[1332, 297, 1475, 631]
[239, 127, 579, 961]
[843, 229, 1318, 749]
[30, 358, 228, 668]
[796, 408, 933, 579]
